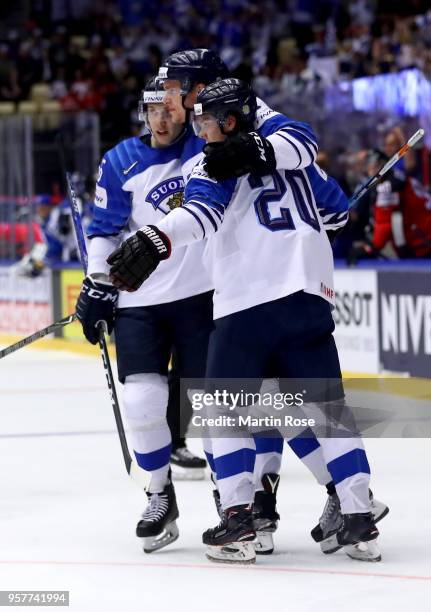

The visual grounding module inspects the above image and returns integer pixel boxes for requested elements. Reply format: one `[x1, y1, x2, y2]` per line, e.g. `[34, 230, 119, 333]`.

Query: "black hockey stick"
[58, 136, 150, 489]
[0, 313, 77, 359]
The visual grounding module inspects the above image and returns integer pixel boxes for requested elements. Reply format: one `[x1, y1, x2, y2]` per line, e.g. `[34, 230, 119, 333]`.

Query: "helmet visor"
[142, 104, 171, 131]
[155, 74, 192, 98]
[192, 112, 220, 137]
[137, 90, 165, 121]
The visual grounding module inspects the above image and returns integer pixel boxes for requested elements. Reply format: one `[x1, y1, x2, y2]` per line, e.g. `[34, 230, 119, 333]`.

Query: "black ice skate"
[311, 488, 389, 555]
[170, 445, 206, 480]
[136, 481, 179, 553]
[253, 473, 280, 555]
[337, 512, 381, 562]
[203, 505, 256, 564]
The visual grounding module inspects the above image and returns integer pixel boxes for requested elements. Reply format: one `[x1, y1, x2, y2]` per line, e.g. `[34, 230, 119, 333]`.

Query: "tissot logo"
[333, 291, 372, 326]
[145, 176, 185, 214]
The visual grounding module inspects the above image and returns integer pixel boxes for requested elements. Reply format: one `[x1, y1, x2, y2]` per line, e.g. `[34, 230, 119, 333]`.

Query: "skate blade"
[171, 465, 206, 481]
[254, 532, 274, 555]
[372, 500, 389, 524]
[320, 533, 342, 555]
[143, 521, 179, 553]
[206, 542, 256, 564]
[345, 540, 382, 562]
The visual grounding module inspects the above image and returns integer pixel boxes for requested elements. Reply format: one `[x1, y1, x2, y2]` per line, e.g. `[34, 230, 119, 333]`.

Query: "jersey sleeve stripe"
[276, 133, 302, 169]
[187, 201, 220, 232]
[206, 205, 223, 221]
[188, 197, 226, 215]
[283, 127, 318, 155]
[181, 205, 206, 238]
[280, 129, 315, 162]
[322, 212, 349, 226]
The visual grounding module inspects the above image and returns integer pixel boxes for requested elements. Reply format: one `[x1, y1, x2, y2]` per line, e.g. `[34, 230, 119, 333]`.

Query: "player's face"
[163, 80, 187, 124]
[193, 113, 225, 142]
[193, 113, 236, 143]
[147, 104, 183, 147]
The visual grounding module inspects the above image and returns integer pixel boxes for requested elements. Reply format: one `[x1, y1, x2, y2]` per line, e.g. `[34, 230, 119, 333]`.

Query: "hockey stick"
[349, 128, 425, 209]
[59, 142, 150, 489]
[0, 313, 77, 359]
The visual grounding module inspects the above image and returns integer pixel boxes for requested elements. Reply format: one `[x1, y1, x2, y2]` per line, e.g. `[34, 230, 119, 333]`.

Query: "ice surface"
[1, 345, 430, 611]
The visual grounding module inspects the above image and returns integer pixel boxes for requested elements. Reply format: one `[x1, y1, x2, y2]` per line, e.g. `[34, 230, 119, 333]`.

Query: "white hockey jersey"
[157, 107, 348, 319]
[86, 129, 212, 307]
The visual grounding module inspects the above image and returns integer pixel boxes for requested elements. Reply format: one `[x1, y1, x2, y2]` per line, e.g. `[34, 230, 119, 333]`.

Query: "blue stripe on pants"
[253, 434, 283, 455]
[214, 448, 255, 480]
[287, 428, 320, 458]
[134, 443, 172, 471]
[327, 448, 370, 485]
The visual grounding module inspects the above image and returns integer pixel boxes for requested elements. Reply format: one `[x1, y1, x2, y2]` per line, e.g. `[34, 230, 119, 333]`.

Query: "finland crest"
[145, 176, 185, 214]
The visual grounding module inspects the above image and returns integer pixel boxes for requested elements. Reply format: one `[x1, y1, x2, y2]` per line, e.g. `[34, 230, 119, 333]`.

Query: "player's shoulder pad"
[103, 137, 147, 183]
[254, 98, 280, 129]
[255, 99, 316, 144]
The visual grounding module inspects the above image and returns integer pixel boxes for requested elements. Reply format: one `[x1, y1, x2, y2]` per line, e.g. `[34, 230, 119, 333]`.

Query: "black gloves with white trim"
[107, 225, 171, 292]
[203, 132, 276, 181]
[76, 275, 118, 345]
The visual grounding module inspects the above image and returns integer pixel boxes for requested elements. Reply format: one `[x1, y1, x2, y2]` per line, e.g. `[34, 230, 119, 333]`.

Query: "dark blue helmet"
[194, 78, 257, 131]
[157, 49, 228, 94]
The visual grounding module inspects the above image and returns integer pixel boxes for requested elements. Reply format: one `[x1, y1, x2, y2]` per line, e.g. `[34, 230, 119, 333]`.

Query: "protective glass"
[192, 112, 220, 137]
[138, 89, 165, 121]
[154, 76, 190, 98]
[146, 106, 171, 120]
[139, 104, 170, 124]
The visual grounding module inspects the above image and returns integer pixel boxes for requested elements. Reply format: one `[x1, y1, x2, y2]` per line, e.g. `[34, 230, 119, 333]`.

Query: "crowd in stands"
[0, 0, 430, 265]
[1, 0, 431, 142]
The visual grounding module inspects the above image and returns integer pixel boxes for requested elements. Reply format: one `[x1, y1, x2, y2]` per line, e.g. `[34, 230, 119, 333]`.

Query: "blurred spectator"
[0, 44, 21, 101]
[1, 0, 431, 264]
[349, 150, 431, 261]
[383, 126, 417, 176]
[43, 173, 94, 263]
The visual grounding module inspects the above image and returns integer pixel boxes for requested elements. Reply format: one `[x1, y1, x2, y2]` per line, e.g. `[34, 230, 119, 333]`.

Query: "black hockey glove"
[76, 275, 118, 345]
[107, 225, 171, 292]
[203, 132, 277, 181]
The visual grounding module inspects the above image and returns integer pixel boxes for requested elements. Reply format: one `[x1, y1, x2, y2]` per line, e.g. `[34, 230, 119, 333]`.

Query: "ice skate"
[170, 445, 206, 480]
[337, 512, 381, 562]
[253, 473, 280, 555]
[311, 488, 388, 554]
[203, 505, 256, 564]
[136, 481, 179, 553]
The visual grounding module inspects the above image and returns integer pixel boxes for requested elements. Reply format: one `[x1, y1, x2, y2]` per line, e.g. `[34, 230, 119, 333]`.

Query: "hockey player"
[107, 79, 383, 564]
[76, 78, 214, 553]
[155, 48, 388, 558]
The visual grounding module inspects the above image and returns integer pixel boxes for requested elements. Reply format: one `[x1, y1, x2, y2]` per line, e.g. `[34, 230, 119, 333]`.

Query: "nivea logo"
[145, 176, 185, 212]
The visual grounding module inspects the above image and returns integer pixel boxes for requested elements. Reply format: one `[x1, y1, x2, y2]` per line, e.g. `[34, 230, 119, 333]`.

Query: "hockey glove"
[107, 225, 171, 292]
[203, 132, 276, 181]
[76, 275, 118, 345]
